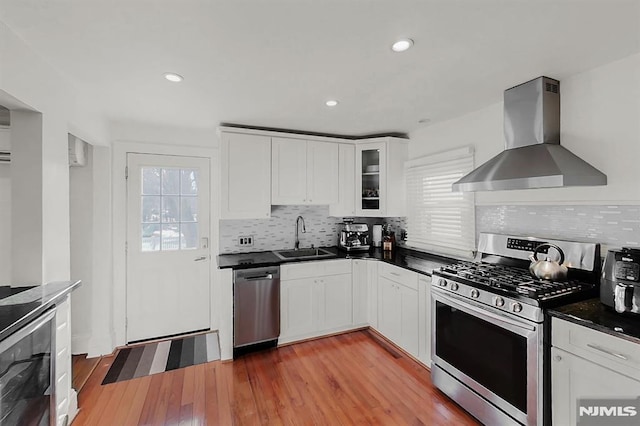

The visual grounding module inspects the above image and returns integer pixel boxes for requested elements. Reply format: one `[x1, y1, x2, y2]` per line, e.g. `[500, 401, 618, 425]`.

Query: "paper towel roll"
[372, 224, 382, 247]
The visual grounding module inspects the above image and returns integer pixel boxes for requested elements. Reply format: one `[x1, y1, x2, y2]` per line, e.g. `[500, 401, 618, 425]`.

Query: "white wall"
[0, 127, 10, 284]
[70, 145, 94, 353]
[0, 19, 108, 285]
[409, 53, 640, 205]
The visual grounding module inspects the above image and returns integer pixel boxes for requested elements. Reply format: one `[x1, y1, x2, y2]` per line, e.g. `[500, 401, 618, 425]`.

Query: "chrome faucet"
[294, 215, 306, 250]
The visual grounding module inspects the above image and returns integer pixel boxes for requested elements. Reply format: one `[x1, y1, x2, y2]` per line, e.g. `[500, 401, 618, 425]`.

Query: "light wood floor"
[71, 330, 480, 425]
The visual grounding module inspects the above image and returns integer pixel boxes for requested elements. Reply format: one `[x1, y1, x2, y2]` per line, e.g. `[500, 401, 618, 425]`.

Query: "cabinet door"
[378, 277, 402, 344]
[356, 142, 386, 216]
[367, 260, 379, 329]
[307, 141, 339, 205]
[552, 347, 640, 425]
[319, 274, 353, 331]
[418, 275, 432, 366]
[220, 132, 271, 219]
[329, 144, 355, 216]
[400, 284, 419, 358]
[272, 137, 307, 204]
[280, 278, 316, 339]
[352, 259, 368, 325]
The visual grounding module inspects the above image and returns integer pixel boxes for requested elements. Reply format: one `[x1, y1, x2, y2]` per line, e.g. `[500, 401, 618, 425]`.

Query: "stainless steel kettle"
[529, 243, 568, 281]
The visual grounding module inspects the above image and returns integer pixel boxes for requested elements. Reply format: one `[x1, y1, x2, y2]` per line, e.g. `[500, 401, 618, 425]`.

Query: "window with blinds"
[405, 147, 475, 258]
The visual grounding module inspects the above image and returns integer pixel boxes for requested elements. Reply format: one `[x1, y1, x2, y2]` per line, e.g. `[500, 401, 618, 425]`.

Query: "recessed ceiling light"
[325, 100, 339, 107]
[391, 39, 414, 52]
[164, 73, 184, 82]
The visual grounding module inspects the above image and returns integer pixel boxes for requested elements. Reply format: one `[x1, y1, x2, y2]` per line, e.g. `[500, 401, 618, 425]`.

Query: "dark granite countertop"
[548, 298, 640, 344]
[0, 280, 81, 341]
[217, 246, 456, 276]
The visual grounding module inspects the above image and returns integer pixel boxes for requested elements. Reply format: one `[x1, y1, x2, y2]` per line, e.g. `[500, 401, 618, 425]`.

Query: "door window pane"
[142, 168, 161, 195]
[181, 223, 198, 249]
[142, 224, 160, 251]
[141, 196, 161, 223]
[140, 166, 201, 252]
[181, 169, 199, 195]
[162, 169, 180, 195]
[181, 197, 198, 222]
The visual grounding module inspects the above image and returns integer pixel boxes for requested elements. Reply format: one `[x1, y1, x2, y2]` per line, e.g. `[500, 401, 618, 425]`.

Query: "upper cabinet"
[220, 131, 272, 219]
[272, 137, 339, 205]
[355, 138, 408, 217]
[329, 144, 356, 217]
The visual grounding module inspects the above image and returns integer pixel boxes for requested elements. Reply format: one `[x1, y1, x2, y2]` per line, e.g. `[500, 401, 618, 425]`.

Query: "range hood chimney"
[452, 76, 607, 192]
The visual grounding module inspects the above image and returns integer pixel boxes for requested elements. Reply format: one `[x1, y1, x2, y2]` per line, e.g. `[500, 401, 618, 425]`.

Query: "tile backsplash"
[219, 205, 406, 254]
[477, 205, 640, 250]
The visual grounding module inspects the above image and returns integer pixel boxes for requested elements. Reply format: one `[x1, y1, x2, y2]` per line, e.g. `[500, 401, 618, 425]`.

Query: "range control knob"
[511, 302, 523, 313]
[470, 289, 480, 298]
[438, 279, 447, 287]
[494, 296, 505, 307]
[450, 282, 459, 291]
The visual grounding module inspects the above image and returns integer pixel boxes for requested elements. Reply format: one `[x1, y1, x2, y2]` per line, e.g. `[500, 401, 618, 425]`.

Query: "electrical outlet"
[238, 235, 254, 246]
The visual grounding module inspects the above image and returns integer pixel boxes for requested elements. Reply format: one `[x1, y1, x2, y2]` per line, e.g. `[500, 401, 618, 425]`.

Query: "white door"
[126, 153, 211, 343]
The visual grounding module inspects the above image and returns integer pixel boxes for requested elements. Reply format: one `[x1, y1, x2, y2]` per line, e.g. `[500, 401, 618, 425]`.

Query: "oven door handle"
[434, 290, 537, 333]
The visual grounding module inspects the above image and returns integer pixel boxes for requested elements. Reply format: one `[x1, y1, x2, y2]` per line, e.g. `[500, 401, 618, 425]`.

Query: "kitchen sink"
[273, 248, 336, 260]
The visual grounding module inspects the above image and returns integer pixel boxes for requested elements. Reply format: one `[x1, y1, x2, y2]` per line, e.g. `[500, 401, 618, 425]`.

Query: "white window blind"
[405, 147, 475, 258]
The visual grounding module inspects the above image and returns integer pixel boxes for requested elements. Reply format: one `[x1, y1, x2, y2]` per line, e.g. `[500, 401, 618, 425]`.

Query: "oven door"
[431, 288, 543, 426]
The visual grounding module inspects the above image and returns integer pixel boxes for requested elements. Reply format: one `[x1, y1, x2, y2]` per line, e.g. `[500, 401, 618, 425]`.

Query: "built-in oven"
[431, 289, 543, 426]
[0, 309, 55, 425]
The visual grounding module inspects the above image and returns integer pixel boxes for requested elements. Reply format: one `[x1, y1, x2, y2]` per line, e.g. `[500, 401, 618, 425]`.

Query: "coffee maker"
[601, 247, 640, 314]
[338, 222, 370, 252]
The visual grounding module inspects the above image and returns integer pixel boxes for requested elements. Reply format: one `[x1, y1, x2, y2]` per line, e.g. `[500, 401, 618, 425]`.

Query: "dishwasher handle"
[244, 274, 274, 281]
[234, 266, 280, 282]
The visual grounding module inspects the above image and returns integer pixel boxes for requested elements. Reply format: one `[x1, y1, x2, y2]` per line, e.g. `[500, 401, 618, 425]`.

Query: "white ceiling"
[1, 0, 639, 137]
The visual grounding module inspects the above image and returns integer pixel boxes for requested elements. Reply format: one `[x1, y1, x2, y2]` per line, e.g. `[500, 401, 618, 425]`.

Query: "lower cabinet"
[377, 264, 419, 358]
[551, 317, 640, 425]
[418, 275, 432, 367]
[280, 260, 354, 344]
[55, 295, 77, 426]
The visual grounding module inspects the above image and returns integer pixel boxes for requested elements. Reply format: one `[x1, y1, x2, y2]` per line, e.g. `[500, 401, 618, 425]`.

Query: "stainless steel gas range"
[431, 233, 600, 426]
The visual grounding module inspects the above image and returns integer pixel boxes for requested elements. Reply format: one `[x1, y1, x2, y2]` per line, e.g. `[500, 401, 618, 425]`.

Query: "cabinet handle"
[586, 343, 628, 360]
[553, 355, 562, 362]
[390, 272, 401, 277]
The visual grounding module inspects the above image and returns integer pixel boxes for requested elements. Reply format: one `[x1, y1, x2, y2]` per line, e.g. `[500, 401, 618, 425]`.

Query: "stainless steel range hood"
[452, 76, 607, 192]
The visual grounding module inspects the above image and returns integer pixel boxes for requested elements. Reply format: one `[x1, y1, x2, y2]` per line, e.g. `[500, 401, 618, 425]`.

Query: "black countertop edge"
[0, 280, 82, 342]
[548, 298, 640, 344]
[217, 246, 457, 277]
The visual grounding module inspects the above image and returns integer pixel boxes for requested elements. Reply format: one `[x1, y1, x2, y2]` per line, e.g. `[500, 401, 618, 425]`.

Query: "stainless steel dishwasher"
[233, 266, 280, 351]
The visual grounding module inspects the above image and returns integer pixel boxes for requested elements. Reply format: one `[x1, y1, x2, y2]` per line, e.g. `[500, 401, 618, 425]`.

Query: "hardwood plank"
[122, 375, 153, 426]
[73, 330, 480, 426]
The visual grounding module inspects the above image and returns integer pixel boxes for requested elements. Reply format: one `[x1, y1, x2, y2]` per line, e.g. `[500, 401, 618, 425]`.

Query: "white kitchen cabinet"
[220, 132, 272, 219]
[271, 137, 339, 205]
[352, 259, 369, 326]
[418, 275, 431, 367]
[319, 274, 353, 330]
[329, 144, 356, 217]
[551, 317, 640, 425]
[355, 137, 408, 217]
[279, 260, 353, 344]
[280, 277, 316, 338]
[56, 295, 77, 426]
[377, 263, 419, 358]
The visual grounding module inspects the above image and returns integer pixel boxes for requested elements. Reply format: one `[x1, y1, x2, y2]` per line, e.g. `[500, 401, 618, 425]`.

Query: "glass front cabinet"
[355, 138, 408, 217]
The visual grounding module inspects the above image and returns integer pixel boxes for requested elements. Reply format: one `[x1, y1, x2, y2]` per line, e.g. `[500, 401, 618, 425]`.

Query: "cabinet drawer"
[552, 317, 640, 379]
[282, 259, 352, 280]
[379, 263, 418, 290]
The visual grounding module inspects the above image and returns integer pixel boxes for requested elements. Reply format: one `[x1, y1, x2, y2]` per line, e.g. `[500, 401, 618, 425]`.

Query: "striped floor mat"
[102, 331, 220, 385]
